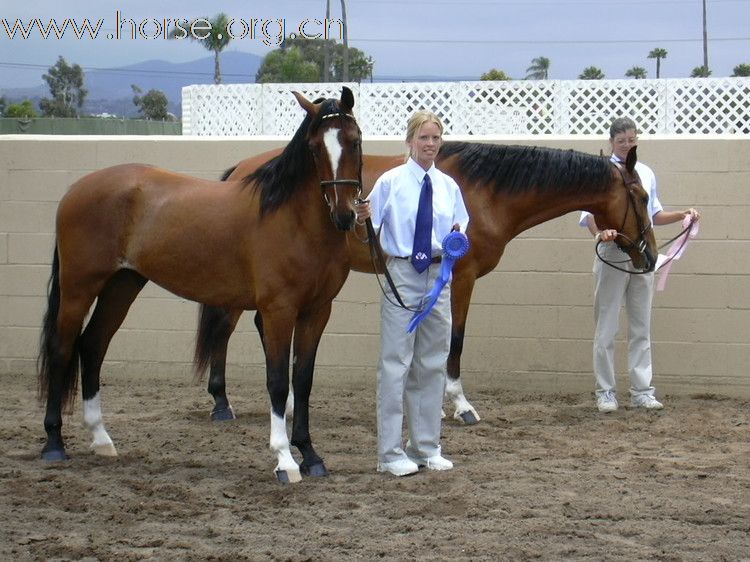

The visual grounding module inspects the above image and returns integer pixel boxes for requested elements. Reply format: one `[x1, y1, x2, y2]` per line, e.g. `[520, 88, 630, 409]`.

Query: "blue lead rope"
[407, 231, 470, 333]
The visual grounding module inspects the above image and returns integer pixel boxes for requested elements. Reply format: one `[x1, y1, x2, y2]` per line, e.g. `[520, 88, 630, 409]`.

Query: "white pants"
[377, 258, 451, 464]
[592, 243, 656, 398]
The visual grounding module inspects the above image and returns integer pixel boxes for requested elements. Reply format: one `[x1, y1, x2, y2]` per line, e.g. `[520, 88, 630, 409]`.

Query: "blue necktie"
[411, 173, 433, 273]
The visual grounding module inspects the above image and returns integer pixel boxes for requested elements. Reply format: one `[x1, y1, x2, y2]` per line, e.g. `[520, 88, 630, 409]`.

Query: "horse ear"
[340, 86, 355, 113]
[293, 91, 316, 116]
[625, 145, 638, 173]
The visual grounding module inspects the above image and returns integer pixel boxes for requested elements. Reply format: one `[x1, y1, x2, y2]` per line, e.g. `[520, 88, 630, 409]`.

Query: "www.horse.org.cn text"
[1, 11, 345, 47]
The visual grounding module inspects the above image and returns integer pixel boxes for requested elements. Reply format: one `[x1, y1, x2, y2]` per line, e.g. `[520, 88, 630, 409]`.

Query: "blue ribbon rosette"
[407, 231, 470, 333]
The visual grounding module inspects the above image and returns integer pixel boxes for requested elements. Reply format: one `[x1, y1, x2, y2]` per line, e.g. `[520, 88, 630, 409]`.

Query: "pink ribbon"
[655, 216, 699, 291]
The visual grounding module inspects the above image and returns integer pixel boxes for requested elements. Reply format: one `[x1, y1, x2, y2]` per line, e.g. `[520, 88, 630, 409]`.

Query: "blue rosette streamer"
[407, 231, 470, 333]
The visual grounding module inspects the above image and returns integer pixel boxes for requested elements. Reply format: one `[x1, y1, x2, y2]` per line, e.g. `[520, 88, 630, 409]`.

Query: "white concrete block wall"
[1, 135, 748, 394]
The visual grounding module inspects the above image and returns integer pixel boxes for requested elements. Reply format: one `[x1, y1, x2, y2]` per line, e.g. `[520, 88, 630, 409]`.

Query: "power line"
[351, 36, 750, 45]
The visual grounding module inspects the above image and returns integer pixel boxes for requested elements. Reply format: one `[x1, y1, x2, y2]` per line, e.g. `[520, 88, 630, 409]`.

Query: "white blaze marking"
[323, 127, 342, 203]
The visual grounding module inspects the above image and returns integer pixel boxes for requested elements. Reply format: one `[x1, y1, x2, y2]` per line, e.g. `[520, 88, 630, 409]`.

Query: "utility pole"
[323, 0, 331, 81]
[702, 0, 708, 69]
[340, 0, 349, 82]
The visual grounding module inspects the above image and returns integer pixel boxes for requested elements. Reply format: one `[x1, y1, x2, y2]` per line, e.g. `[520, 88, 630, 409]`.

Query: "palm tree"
[525, 57, 550, 80]
[731, 63, 750, 77]
[647, 48, 668, 78]
[691, 65, 712, 78]
[625, 66, 647, 79]
[579, 66, 605, 80]
[172, 13, 231, 84]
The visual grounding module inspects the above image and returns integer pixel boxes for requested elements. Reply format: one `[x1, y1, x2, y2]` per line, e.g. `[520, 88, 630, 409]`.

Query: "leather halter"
[317, 112, 362, 198]
[597, 162, 654, 273]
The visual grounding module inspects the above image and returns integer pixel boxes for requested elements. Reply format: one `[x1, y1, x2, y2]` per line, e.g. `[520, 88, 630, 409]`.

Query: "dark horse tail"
[37, 245, 80, 412]
[219, 166, 237, 182]
[194, 304, 233, 380]
[193, 164, 241, 380]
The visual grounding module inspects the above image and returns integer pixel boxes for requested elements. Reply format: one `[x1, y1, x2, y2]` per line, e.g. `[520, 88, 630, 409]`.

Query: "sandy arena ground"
[1, 368, 749, 561]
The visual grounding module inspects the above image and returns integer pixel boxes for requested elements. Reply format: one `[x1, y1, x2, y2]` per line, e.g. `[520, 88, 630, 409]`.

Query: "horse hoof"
[458, 411, 480, 425]
[41, 449, 69, 462]
[301, 462, 329, 478]
[275, 468, 302, 484]
[91, 443, 118, 457]
[211, 406, 236, 422]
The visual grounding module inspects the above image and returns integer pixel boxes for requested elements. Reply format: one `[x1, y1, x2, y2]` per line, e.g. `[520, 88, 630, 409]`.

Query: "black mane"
[438, 141, 613, 195]
[243, 98, 345, 215]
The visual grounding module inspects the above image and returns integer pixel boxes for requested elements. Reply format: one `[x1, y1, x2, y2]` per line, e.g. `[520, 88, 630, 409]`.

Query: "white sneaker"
[596, 391, 618, 413]
[412, 455, 454, 471]
[377, 458, 419, 477]
[631, 394, 664, 410]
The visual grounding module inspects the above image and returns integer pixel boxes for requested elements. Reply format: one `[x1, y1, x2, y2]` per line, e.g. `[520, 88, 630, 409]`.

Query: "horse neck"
[503, 187, 615, 236]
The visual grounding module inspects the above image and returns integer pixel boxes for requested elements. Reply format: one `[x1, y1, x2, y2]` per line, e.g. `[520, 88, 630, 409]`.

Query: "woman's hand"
[355, 200, 371, 225]
[597, 229, 618, 242]
[683, 208, 700, 222]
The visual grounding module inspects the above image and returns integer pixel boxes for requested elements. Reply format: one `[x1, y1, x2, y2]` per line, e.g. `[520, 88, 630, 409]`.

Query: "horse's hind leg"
[446, 272, 481, 425]
[79, 269, 146, 456]
[290, 304, 332, 478]
[197, 306, 243, 421]
[40, 282, 99, 460]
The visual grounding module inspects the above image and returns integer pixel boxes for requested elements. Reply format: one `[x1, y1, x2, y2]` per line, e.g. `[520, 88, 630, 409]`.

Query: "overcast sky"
[1, 0, 748, 87]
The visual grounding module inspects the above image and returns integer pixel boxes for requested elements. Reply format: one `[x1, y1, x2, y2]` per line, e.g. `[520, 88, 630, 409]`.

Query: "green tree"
[525, 56, 550, 80]
[691, 65, 712, 77]
[274, 37, 374, 82]
[255, 46, 319, 83]
[5, 100, 38, 118]
[480, 68, 512, 81]
[579, 66, 605, 80]
[0, 96, 6, 116]
[647, 48, 668, 78]
[625, 66, 647, 79]
[731, 63, 750, 77]
[171, 13, 231, 84]
[39, 56, 87, 117]
[131, 85, 171, 120]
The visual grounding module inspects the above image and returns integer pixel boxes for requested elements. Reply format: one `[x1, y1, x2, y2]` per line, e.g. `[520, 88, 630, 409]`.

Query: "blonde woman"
[356, 111, 469, 476]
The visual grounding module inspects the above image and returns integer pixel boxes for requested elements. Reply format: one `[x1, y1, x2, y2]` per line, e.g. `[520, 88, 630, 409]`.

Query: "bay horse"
[195, 143, 657, 425]
[37, 86, 363, 483]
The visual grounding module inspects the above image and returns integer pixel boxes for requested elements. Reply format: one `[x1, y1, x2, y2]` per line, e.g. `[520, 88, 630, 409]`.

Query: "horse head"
[293, 86, 362, 231]
[597, 146, 658, 271]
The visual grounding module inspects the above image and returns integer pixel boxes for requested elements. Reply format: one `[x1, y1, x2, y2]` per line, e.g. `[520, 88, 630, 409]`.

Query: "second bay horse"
[195, 143, 657, 424]
[37, 87, 363, 482]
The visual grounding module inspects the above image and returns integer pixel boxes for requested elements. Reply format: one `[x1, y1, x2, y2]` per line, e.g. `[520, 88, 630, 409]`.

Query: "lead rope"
[596, 217, 696, 274]
[362, 217, 424, 312]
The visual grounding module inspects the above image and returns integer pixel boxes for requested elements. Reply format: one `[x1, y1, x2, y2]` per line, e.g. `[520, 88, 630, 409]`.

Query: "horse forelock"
[243, 98, 353, 215]
[439, 141, 613, 196]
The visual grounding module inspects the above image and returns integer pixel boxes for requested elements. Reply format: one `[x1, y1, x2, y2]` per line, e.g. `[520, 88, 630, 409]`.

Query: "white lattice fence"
[182, 78, 750, 136]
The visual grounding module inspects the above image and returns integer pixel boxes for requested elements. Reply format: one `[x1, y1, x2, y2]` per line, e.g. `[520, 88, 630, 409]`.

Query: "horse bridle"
[595, 163, 655, 274]
[318, 112, 363, 202]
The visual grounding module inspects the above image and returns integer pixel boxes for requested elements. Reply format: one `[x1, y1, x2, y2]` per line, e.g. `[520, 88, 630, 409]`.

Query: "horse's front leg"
[261, 309, 300, 483]
[255, 311, 294, 417]
[290, 303, 333, 478]
[446, 272, 481, 425]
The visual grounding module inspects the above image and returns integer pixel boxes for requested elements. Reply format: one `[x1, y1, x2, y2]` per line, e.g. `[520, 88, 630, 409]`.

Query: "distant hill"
[0, 51, 263, 118]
